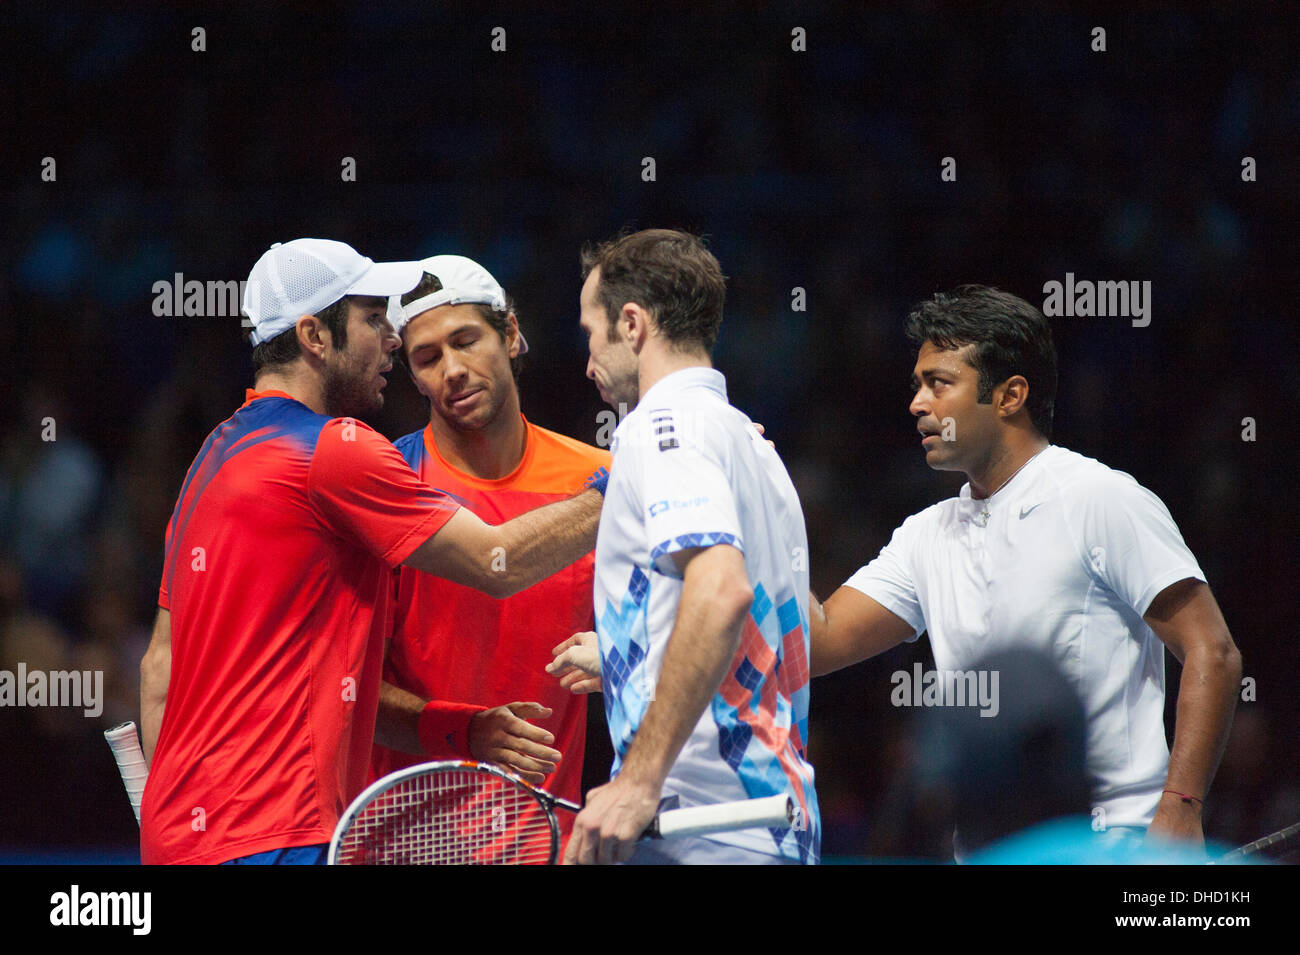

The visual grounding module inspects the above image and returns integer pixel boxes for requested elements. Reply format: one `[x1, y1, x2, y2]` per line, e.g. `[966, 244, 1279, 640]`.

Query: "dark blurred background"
[1, 2, 1296, 862]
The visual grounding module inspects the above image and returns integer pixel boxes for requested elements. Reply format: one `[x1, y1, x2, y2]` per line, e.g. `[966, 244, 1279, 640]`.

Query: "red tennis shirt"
[142, 390, 458, 865]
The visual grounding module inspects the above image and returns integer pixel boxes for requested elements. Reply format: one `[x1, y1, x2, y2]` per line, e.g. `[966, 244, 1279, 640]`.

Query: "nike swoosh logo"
[1019, 503, 1043, 519]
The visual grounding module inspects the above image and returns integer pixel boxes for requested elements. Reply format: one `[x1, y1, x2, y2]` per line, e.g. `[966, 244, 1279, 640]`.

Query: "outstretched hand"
[547, 631, 603, 694]
[468, 701, 560, 785]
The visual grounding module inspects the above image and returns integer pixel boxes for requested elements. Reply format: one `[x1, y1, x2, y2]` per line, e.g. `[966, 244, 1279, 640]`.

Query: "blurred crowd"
[2, 3, 1297, 859]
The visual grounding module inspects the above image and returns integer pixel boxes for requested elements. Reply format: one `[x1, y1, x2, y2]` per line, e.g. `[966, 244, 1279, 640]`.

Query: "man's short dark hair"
[580, 228, 726, 354]
[905, 285, 1058, 439]
[251, 295, 351, 376]
[399, 272, 523, 382]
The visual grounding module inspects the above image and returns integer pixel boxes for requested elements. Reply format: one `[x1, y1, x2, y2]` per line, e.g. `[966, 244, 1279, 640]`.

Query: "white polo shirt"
[845, 444, 1205, 829]
[595, 367, 820, 863]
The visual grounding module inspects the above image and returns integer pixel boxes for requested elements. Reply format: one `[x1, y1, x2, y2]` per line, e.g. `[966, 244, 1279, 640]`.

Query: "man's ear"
[997, 375, 1030, 419]
[295, 314, 329, 360]
[622, 302, 653, 353]
[506, 311, 522, 359]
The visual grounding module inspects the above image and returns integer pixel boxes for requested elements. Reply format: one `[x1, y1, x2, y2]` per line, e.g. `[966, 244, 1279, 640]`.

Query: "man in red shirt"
[139, 240, 604, 865]
[371, 256, 609, 849]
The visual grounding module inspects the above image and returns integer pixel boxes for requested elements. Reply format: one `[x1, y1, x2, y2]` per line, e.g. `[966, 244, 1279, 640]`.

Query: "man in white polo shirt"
[810, 285, 1241, 850]
[561, 229, 819, 865]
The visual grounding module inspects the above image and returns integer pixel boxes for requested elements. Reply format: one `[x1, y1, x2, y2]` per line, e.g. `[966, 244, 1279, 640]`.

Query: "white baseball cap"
[387, 254, 529, 354]
[242, 239, 425, 345]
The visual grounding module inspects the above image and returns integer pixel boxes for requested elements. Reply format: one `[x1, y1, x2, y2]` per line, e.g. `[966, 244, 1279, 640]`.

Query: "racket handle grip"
[105, 721, 148, 826]
[651, 794, 793, 840]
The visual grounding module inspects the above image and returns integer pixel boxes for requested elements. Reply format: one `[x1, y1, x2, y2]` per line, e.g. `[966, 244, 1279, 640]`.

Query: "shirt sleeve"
[158, 504, 176, 609]
[1070, 473, 1206, 616]
[640, 427, 743, 578]
[308, 418, 461, 567]
[842, 516, 926, 641]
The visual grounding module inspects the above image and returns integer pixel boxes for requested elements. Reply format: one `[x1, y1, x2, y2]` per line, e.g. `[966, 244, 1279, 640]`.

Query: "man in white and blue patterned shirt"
[561, 229, 819, 865]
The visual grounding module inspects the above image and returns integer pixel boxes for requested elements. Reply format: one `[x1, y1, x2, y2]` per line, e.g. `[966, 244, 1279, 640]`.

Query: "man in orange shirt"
[371, 256, 609, 843]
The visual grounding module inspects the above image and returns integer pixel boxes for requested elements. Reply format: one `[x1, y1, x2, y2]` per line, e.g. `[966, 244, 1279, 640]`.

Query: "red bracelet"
[416, 700, 488, 758]
[1163, 789, 1204, 806]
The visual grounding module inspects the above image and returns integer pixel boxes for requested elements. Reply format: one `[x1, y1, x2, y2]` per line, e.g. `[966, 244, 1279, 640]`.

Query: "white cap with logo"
[242, 238, 425, 345]
[387, 254, 529, 354]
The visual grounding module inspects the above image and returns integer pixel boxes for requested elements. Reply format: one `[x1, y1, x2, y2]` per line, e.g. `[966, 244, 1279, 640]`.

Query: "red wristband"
[417, 700, 488, 758]
[1163, 789, 1203, 806]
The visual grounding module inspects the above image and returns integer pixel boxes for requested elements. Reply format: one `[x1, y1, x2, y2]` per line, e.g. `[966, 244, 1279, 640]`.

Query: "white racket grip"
[653, 794, 793, 840]
[105, 720, 148, 826]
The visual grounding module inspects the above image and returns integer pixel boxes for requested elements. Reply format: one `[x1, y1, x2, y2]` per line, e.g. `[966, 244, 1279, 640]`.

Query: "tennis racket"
[329, 760, 795, 865]
[104, 720, 148, 826]
[1218, 820, 1300, 863]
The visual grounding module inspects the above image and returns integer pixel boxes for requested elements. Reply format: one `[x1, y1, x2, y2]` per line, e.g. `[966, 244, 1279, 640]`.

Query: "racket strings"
[336, 767, 558, 865]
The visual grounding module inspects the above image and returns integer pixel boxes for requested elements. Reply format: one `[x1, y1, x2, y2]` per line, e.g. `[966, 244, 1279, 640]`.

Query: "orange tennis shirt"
[370, 416, 610, 837]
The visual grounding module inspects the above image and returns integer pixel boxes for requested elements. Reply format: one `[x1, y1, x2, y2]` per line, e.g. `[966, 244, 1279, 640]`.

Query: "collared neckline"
[960, 445, 1054, 501]
[959, 447, 1055, 528]
[639, 366, 727, 408]
[241, 387, 301, 410]
[422, 414, 534, 487]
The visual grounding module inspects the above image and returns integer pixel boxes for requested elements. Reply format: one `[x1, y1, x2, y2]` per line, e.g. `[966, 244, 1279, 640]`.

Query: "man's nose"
[443, 348, 467, 379]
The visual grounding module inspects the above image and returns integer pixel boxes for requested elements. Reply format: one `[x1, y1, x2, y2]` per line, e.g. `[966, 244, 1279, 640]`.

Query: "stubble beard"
[440, 383, 503, 433]
[605, 365, 640, 413]
[323, 352, 382, 422]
